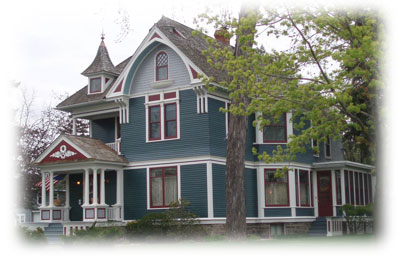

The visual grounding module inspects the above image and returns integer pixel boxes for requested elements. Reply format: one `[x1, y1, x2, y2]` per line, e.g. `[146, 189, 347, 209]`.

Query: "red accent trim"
[52, 209, 62, 220]
[90, 77, 102, 93]
[149, 166, 178, 208]
[264, 169, 290, 207]
[164, 92, 176, 99]
[85, 208, 95, 219]
[150, 32, 161, 40]
[263, 113, 287, 143]
[148, 105, 161, 141]
[105, 78, 110, 84]
[97, 208, 106, 219]
[164, 103, 177, 139]
[41, 210, 50, 220]
[149, 94, 161, 101]
[70, 226, 73, 235]
[156, 52, 168, 81]
[41, 140, 87, 164]
[189, 66, 198, 79]
[114, 80, 123, 93]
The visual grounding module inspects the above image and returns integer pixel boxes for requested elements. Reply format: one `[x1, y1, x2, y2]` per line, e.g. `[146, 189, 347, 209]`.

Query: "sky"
[1, 0, 400, 256]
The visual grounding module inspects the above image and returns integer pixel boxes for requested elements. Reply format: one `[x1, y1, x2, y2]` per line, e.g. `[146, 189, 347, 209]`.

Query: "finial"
[101, 29, 105, 41]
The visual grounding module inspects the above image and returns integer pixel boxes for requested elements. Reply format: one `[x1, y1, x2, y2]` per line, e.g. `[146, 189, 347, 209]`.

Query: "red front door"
[317, 171, 333, 217]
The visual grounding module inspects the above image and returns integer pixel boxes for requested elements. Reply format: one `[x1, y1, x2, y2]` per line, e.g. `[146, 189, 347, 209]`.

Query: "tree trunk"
[225, 97, 249, 238]
[224, 3, 257, 239]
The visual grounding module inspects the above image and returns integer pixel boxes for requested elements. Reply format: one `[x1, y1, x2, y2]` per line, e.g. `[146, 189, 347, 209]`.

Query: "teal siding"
[124, 169, 148, 220]
[245, 168, 258, 217]
[296, 208, 314, 216]
[264, 208, 292, 217]
[69, 173, 83, 221]
[212, 164, 226, 217]
[181, 164, 208, 218]
[92, 117, 115, 144]
[121, 90, 211, 161]
[208, 98, 226, 157]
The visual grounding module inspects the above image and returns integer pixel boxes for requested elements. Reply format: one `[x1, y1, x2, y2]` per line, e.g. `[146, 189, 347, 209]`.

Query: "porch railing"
[105, 138, 121, 155]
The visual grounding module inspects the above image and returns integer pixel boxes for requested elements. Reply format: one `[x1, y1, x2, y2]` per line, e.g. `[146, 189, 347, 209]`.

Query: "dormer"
[81, 34, 119, 95]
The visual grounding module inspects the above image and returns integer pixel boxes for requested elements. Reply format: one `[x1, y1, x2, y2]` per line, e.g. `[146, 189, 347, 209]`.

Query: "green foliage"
[19, 227, 46, 242]
[339, 204, 374, 234]
[126, 199, 204, 239]
[195, 5, 381, 165]
[65, 222, 125, 243]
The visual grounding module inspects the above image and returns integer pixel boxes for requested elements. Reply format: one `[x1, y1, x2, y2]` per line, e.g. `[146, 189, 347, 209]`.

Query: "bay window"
[150, 167, 178, 208]
[265, 169, 289, 206]
[295, 169, 312, 207]
[343, 170, 372, 206]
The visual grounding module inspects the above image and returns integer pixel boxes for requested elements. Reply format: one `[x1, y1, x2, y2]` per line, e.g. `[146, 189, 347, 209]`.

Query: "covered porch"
[34, 134, 128, 223]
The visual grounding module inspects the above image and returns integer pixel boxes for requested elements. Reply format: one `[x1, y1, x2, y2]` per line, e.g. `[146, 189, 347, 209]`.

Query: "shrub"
[126, 212, 169, 237]
[65, 222, 125, 243]
[340, 204, 374, 234]
[19, 227, 46, 242]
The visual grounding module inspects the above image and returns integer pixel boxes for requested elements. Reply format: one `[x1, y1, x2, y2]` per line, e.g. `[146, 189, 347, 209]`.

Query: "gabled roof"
[81, 39, 119, 76]
[35, 134, 128, 165]
[58, 16, 227, 109]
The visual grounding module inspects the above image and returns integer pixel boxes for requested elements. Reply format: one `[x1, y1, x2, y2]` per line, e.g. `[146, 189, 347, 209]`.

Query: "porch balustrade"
[105, 138, 121, 155]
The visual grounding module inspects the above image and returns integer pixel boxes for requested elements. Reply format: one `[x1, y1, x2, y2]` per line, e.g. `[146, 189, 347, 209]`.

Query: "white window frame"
[255, 112, 293, 144]
[145, 91, 180, 142]
[88, 75, 113, 95]
[325, 137, 332, 159]
[146, 165, 181, 210]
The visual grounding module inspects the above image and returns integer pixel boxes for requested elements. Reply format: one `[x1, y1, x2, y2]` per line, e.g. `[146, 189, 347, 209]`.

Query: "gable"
[129, 44, 191, 95]
[40, 140, 88, 164]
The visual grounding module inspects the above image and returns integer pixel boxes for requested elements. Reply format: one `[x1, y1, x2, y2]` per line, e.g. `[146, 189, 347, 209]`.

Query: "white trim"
[256, 167, 265, 218]
[206, 161, 214, 218]
[340, 168, 345, 206]
[288, 168, 296, 216]
[331, 169, 337, 216]
[254, 112, 293, 145]
[312, 170, 318, 217]
[313, 160, 374, 170]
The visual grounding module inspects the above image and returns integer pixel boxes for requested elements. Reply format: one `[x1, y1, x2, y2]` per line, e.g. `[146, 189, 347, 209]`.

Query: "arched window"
[156, 52, 168, 81]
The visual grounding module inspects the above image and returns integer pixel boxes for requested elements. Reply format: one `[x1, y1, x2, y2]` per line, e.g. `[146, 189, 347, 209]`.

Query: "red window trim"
[52, 209, 62, 220]
[263, 113, 287, 143]
[97, 208, 106, 219]
[299, 170, 311, 207]
[89, 77, 102, 93]
[85, 208, 95, 219]
[264, 169, 290, 207]
[156, 52, 168, 81]
[148, 105, 161, 141]
[164, 103, 177, 139]
[149, 166, 178, 208]
[41, 210, 50, 220]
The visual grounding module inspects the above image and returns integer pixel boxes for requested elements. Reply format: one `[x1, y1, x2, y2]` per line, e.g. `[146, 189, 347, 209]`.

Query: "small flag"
[35, 174, 65, 191]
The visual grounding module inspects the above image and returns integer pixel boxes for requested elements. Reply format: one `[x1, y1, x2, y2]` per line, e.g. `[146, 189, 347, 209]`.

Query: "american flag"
[35, 174, 65, 191]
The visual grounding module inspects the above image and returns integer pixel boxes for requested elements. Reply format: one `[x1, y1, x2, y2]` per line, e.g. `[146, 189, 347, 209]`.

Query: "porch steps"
[308, 217, 327, 237]
[44, 223, 64, 244]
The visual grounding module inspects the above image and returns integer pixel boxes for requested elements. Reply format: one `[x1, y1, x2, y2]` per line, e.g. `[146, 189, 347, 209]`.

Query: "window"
[90, 77, 101, 93]
[150, 167, 178, 208]
[263, 114, 287, 143]
[344, 170, 372, 206]
[156, 52, 168, 81]
[311, 138, 319, 157]
[146, 92, 179, 142]
[164, 103, 177, 138]
[325, 138, 331, 158]
[149, 105, 161, 140]
[265, 169, 289, 206]
[299, 170, 310, 206]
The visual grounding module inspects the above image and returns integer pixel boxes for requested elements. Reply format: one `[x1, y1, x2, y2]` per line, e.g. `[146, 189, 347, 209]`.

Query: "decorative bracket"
[114, 96, 130, 124]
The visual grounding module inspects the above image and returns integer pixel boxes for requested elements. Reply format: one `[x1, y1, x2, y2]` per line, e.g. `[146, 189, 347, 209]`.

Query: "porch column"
[100, 169, 105, 205]
[49, 171, 54, 207]
[84, 168, 90, 206]
[93, 168, 98, 205]
[115, 169, 122, 205]
[41, 171, 47, 207]
[72, 116, 77, 135]
[64, 174, 70, 221]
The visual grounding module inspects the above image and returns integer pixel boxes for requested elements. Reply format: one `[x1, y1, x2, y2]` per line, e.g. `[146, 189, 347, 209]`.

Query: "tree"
[197, 4, 381, 237]
[16, 87, 89, 209]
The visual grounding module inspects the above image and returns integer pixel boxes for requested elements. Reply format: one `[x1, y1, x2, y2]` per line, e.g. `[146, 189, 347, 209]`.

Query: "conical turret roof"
[81, 36, 119, 76]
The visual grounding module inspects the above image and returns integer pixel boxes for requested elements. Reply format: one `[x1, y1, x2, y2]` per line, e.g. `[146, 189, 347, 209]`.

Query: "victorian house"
[32, 16, 374, 237]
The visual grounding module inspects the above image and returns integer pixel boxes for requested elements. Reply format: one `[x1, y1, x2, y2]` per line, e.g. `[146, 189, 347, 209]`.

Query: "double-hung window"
[146, 91, 179, 142]
[263, 114, 287, 143]
[150, 167, 178, 208]
[90, 77, 101, 93]
[264, 169, 289, 206]
[295, 169, 312, 207]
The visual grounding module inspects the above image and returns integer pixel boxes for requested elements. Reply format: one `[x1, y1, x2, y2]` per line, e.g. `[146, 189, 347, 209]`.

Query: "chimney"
[214, 28, 231, 45]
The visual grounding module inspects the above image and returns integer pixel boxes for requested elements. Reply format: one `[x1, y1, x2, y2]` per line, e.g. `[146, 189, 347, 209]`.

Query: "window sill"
[253, 142, 288, 145]
[146, 137, 180, 143]
[151, 80, 174, 89]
